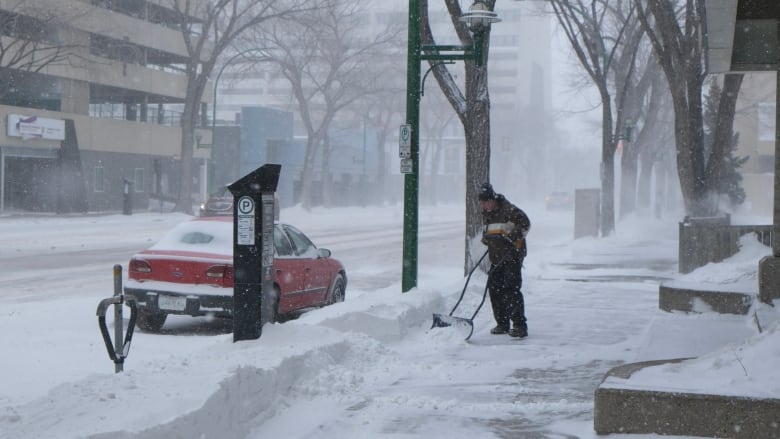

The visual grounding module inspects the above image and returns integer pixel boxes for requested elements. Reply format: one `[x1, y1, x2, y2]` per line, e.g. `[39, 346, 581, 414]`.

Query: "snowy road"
[0, 204, 681, 438]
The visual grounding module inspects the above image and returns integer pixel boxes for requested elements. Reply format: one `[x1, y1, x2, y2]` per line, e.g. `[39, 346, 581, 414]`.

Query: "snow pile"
[603, 233, 780, 398]
[666, 234, 772, 294]
[0, 282, 446, 438]
[602, 311, 780, 398]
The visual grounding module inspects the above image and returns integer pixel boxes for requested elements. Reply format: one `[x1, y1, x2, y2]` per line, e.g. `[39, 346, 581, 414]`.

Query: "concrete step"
[594, 360, 780, 438]
[659, 282, 753, 315]
[593, 284, 780, 437]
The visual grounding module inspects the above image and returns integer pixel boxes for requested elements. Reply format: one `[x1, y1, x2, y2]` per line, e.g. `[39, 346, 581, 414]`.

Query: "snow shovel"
[431, 250, 489, 341]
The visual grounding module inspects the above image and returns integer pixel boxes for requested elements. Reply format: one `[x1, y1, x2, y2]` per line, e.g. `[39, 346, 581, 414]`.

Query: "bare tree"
[420, 86, 457, 205]
[420, 0, 494, 271]
[245, 0, 401, 209]
[549, 0, 636, 236]
[164, 0, 314, 214]
[608, 6, 657, 219]
[634, 66, 674, 215]
[635, 0, 743, 217]
[352, 63, 406, 205]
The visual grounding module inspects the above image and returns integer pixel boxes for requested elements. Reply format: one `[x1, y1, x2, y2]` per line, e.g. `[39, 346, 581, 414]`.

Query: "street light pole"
[209, 49, 267, 195]
[402, 0, 422, 293]
[401, 1, 499, 292]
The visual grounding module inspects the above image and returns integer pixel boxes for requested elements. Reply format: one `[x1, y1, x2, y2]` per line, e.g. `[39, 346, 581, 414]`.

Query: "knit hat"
[478, 183, 497, 201]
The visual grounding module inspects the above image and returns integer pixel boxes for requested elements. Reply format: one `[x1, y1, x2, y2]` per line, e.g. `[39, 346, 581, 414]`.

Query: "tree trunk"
[174, 70, 207, 215]
[619, 142, 639, 219]
[704, 73, 743, 212]
[300, 134, 321, 210]
[654, 161, 667, 218]
[429, 138, 445, 205]
[321, 135, 333, 207]
[421, 0, 494, 275]
[600, 92, 616, 236]
[636, 151, 653, 212]
[420, 133, 432, 203]
[637, 0, 712, 217]
[668, 78, 702, 215]
[375, 128, 388, 204]
[464, 65, 490, 274]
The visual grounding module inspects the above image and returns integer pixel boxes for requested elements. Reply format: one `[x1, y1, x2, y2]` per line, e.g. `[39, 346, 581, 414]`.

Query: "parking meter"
[227, 164, 280, 342]
[122, 178, 133, 215]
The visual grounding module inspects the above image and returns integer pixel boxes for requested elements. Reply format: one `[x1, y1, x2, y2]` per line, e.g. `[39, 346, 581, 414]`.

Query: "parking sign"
[399, 124, 411, 158]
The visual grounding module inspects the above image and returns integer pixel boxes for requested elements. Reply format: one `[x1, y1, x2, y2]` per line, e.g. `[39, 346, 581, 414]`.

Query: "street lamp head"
[459, 1, 501, 34]
[625, 119, 634, 142]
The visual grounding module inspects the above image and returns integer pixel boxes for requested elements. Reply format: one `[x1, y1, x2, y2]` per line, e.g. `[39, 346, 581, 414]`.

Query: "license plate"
[158, 295, 186, 311]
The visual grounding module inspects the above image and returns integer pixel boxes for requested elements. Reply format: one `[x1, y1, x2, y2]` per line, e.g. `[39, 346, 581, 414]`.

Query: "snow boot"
[509, 324, 527, 338]
[490, 325, 509, 335]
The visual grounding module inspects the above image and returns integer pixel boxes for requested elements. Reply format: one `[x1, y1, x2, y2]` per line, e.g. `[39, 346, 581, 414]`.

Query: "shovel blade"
[430, 314, 475, 340]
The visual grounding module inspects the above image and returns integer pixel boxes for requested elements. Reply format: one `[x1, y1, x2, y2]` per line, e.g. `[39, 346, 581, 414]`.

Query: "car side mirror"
[317, 248, 331, 259]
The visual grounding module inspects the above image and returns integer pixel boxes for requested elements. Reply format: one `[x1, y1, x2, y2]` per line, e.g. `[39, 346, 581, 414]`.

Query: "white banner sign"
[7, 114, 66, 141]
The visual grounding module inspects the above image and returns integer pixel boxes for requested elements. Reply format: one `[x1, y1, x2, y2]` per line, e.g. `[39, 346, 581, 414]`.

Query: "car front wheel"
[328, 275, 346, 304]
[137, 309, 167, 332]
[262, 287, 280, 324]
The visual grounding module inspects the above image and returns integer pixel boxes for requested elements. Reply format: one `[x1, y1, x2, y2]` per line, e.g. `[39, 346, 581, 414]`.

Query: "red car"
[125, 216, 346, 332]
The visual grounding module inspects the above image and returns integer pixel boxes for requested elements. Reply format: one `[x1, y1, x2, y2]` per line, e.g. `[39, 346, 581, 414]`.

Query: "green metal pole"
[209, 76, 218, 195]
[402, 0, 421, 292]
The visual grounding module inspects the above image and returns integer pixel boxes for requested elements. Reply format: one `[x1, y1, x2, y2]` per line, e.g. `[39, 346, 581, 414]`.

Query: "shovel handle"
[448, 250, 489, 316]
[468, 249, 516, 322]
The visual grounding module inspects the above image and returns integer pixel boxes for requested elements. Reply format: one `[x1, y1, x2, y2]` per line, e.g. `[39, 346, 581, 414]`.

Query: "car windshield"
[283, 224, 319, 258]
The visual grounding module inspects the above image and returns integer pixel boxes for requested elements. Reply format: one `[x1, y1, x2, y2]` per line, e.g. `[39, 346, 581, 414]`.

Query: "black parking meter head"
[227, 163, 281, 197]
[228, 164, 281, 342]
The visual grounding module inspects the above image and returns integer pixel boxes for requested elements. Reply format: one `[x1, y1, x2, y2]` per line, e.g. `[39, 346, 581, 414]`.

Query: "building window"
[94, 166, 105, 192]
[134, 168, 145, 193]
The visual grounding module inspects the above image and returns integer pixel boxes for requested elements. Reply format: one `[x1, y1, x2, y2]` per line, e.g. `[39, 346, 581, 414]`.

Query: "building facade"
[0, 0, 211, 213]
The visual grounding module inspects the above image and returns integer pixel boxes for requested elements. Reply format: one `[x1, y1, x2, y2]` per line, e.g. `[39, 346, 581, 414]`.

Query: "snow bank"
[0, 280, 447, 438]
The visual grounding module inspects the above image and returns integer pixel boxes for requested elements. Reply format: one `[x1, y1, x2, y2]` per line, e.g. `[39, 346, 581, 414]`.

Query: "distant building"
[217, 106, 380, 208]
[215, 2, 553, 205]
[0, 0, 211, 213]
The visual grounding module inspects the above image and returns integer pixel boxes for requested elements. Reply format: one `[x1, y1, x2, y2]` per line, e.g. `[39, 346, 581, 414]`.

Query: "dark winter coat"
[481, 194, 531, 264]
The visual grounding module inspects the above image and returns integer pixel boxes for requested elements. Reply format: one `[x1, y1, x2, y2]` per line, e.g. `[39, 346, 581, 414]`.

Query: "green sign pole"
[402, 0, 421, 292]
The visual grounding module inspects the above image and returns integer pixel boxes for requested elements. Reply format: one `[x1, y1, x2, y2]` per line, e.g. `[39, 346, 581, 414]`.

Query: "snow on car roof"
[149, 217, 233, 255]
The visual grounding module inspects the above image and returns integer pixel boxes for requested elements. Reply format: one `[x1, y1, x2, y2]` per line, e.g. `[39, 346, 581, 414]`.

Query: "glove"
[482, 233, 509, 245]
[486, 222, 515, 235]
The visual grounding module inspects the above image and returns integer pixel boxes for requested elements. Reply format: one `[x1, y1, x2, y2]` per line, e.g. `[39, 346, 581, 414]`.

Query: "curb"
[659, 283, 753, 315]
